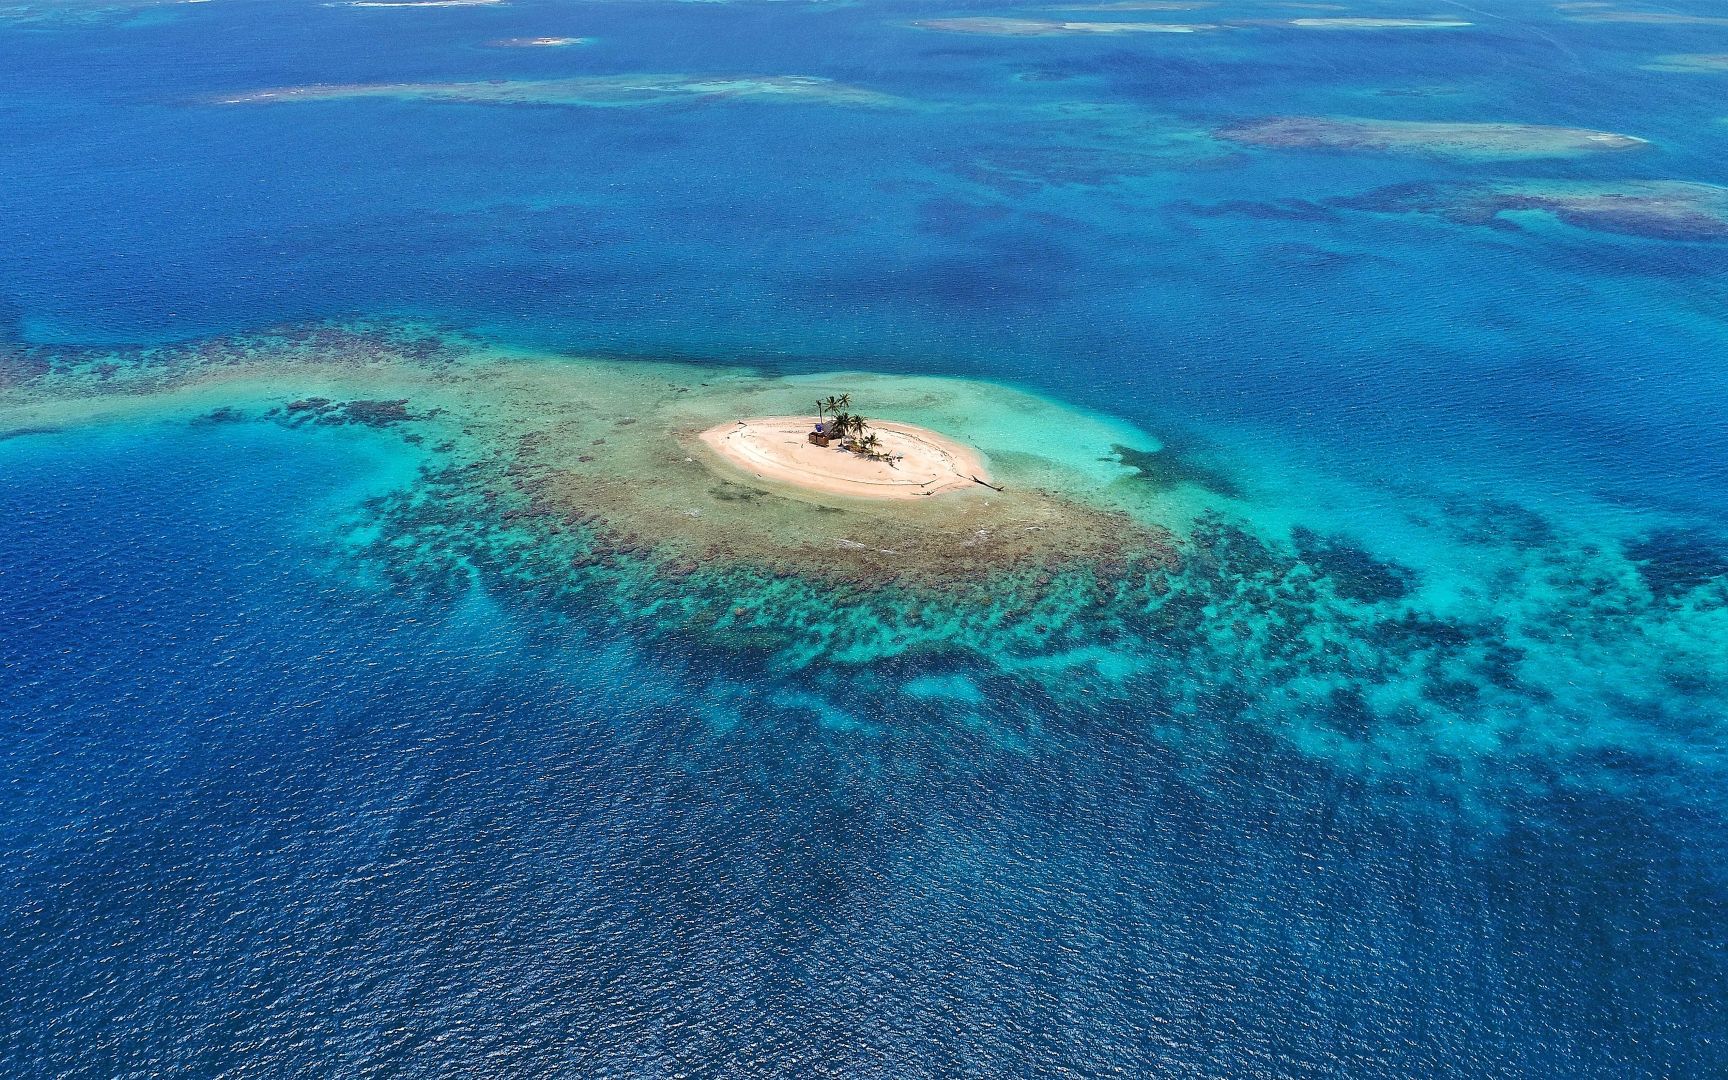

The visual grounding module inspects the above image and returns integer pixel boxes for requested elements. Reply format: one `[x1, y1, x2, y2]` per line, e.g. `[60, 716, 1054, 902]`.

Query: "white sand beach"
[699, 416, 991, 500]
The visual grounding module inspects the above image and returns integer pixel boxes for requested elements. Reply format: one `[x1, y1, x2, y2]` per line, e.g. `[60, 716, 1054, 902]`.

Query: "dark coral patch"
[343, 399, 413, 427]
[1442, 495, 1555, 548]
[192, 406, 248, 426]
[0, 425, 63, 442]
[708, 482, 773, 503]
[283, 397, 417, 428]
[1112, 439, 1243, 499]
[1291, 526, 1417, 603]
[0, 349, 51, 388]
[1624, 528, 1728, 599]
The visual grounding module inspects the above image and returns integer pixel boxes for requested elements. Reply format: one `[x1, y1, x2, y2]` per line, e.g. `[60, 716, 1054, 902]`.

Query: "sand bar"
[700, 416, 990, 500]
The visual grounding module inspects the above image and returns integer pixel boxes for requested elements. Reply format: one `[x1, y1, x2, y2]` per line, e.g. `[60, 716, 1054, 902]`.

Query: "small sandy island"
[700, 416, 990, 500]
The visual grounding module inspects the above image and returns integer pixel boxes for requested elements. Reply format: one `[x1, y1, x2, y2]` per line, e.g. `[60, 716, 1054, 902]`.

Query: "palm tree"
[861, 433, 881, 456]
[810, 394, 868, 447]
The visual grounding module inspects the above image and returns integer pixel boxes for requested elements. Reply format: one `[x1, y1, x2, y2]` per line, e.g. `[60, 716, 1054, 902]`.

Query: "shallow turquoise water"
[2, 1, 1726, 1075]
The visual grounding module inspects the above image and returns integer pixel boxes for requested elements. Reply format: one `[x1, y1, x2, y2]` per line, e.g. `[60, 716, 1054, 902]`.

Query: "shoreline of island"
[698, 415, 990, 501]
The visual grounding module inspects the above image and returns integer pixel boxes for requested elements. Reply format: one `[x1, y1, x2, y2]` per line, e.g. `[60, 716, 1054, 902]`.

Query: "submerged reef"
[1624, 528, 1728, 600]
[1336, 180, 1728, 241]
[0, 0, 187, 26]
[911, 17, 1220, 35]
[218, 75, 901, 110]
[1217, 116, 1649, 159]
[1230, 17, 1471, 29]
[1111, 437, 1244, 499]
[1050, 2, 1214, 9]
[489, 36, 593, 48]
[1564, 9, 1728, 25]
[1644, 53, 1728, 73]
[4, 323, 1725, 803]
[910, 13, 1467, 35]
[936, 103, 1244, 194]
[0, 323, 1173, 593]
[333, 0, 502, 6]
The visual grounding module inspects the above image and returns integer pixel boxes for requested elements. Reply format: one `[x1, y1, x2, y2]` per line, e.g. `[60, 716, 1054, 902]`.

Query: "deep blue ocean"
[3, 1, 1727, 1075]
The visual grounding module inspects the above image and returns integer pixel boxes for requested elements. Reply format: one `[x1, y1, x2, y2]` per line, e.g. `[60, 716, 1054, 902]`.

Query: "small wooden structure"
[807, 424, 831, 447]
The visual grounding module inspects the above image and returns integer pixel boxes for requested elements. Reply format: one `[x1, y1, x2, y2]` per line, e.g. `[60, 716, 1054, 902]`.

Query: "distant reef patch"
[1564, 9, 1728, 26]
[1336, 180, 1728, 241]
[936, 103, 1246, 193]
[1046, 2, 1214, 10]
[329, 0, 502, 7]
[489, 36, 592, 47]
[910, 16, 1220, 35]
[1217, 115, 1649, 159]
[1232, 16, 1470, 29]
[217, 75, 901, 110]
[1644, 53, 1728, 73]
[910, 12, 1466, 34]
[0, 0, 194, 26]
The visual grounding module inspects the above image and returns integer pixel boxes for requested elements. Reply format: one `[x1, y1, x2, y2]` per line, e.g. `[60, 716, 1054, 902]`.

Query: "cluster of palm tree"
[816, 394, 895, 462]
